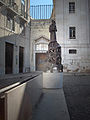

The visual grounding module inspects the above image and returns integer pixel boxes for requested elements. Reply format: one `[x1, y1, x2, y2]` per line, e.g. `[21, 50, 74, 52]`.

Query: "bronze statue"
[49, 20, 57, 41]
[47, 20, 63, 72]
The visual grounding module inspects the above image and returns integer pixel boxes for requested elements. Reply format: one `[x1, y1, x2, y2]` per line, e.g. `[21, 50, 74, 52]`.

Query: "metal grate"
[30, 5, 53, 19]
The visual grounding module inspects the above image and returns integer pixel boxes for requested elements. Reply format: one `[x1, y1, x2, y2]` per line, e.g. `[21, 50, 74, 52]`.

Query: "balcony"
[0, 0, 28, 22]
[0, 0, 18, 14]
[19, 10, 28, 22]
[7, 2, 19, 16]
[0, 0, 6, 6]
[9, 2, 18, 12]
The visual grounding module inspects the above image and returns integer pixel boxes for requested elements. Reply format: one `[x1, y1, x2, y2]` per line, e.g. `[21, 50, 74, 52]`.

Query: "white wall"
[55, 0, 90, 72]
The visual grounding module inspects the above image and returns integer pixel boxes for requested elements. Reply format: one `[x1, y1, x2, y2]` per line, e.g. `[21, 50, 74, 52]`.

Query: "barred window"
[69, 2, 75, 13]
[35, 44, 48, 51]
[69, 49, 77, 54]
[69, 27, 76, 39]
[9, 0, 15, 5]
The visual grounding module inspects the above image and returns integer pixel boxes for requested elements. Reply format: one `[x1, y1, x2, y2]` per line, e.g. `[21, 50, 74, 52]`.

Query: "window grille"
[69, 49, 77, 54]
[69, 2, 75, 13]
[69, 27, 76, 39]
[35, 44, 48, 51]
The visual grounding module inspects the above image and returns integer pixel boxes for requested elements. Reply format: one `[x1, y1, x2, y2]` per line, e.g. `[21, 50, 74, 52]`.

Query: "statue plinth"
[43, 72, 63, 89]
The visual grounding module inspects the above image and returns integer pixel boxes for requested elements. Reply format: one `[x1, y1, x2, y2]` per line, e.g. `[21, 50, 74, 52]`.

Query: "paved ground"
[32, 89, 70, 120]
[63, 74, 90, 120]
[1, 72, 90, 120]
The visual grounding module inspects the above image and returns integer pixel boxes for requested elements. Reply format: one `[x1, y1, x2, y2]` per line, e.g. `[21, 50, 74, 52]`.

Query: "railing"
[0, 0, 28, 20]
[20, 10, 28, 20]
[0, 0, 18, 13]
[0, 0, 5, 2]
[30, 5, 53, 19]
[8, 2, 18, 12]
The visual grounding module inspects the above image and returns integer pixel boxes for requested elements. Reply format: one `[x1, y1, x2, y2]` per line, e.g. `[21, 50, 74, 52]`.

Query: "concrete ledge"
[0, 72, 43, 120]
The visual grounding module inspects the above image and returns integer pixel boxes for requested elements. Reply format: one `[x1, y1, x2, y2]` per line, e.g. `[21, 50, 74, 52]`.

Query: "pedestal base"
[43, 72, 63, 89]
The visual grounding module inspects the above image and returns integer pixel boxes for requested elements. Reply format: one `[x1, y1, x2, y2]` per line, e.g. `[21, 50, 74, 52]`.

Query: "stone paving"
[32, 73, 90, 120]
[63, 74, 90, 120]
[1, 72, 90, 120]
[32, 89, 70, 120]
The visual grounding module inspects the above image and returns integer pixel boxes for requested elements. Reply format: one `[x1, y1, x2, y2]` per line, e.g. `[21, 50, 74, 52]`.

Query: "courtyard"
[32, 73, 90, 120]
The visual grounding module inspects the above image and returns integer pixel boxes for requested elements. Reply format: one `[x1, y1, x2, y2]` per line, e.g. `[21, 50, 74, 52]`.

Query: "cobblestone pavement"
[63, 74, 90, 120]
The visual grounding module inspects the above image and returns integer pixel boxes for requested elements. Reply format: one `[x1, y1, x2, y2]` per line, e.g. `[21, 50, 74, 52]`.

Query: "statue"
[47, 20, 63, 72]
[49, 20, 57, 41]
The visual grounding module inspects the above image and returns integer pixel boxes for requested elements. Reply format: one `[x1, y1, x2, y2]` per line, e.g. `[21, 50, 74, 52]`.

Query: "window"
[26, 0, 28, 19]
[69, 2, 75, 13]
[6, 15, 15, 31]
[35, 44, 48, 51]
[69, 49, 77, 54]
[20, 21, 25, 34]
[9, 0, 15, 5]
[69, 27, 76, 39]
[21, 0, 25, 16]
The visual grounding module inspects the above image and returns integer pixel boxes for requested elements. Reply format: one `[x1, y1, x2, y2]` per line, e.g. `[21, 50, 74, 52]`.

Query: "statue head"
[52, 19, 56, 25]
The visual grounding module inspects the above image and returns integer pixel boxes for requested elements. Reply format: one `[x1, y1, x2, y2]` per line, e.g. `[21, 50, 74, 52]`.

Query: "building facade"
[30, 0, 90, 73]
[30, 19, 51, 71]
[0, 0, 30, 75]
[1, 0, 90, 74]
[54, 0, 90, 72]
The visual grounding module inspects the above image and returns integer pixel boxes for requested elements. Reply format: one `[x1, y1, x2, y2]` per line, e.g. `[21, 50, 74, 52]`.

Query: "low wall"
[0, 72, 43, 120]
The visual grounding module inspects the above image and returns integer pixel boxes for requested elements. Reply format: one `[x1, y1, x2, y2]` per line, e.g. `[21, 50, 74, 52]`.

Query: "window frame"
[69, 49, 77, 54]
[69, 27, 76, 39]
[6, 15, 15, 31]
[35, 43, 48, 51]
[21, 0, 25, 16]
[69, 2, 75, 13]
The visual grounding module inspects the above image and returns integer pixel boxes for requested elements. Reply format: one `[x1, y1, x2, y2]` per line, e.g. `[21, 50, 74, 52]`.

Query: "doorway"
[36, 53, 47, 72]
[19, 46, 24, 73]
[5, 42, 13, 74]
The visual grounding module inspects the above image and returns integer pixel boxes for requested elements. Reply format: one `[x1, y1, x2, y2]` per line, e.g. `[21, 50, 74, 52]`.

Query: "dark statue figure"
[47, 20, 63, 72]
[49, 20, 57, 41]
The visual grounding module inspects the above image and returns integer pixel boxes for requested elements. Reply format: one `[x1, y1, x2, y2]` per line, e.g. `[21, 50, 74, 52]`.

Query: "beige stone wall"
[30, 19, 51, 71]
[0, 0, 30, 74]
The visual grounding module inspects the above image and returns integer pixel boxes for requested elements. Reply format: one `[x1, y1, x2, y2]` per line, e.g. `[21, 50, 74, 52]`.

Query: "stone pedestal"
[43, 72, 63, 89]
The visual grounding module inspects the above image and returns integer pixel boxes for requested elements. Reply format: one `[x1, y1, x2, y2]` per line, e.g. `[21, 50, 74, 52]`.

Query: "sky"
[30, 0, 53, 6]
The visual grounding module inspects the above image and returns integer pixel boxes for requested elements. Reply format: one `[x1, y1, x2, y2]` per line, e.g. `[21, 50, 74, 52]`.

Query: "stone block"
[43, 72, 63, 89]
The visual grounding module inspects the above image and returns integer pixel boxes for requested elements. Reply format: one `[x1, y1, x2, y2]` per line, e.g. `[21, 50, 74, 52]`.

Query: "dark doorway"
[36, 53, 47, 72]
[19, 46, 24, 73]
[5, 42, 13, 74]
